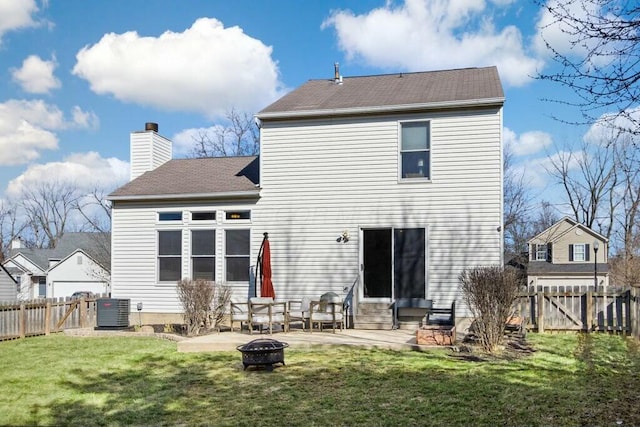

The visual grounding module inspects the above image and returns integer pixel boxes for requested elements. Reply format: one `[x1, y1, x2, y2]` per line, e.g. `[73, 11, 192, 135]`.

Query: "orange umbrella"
[259, 233, 275, 298]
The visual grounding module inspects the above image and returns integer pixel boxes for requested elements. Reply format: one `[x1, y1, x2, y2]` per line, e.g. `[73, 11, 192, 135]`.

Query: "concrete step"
[353, 320, 394, 330]
[397, 321, 420, 330]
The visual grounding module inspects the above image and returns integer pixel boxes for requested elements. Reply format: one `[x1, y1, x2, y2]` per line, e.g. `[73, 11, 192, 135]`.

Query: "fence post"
[19, 303, 26, 339]
[631, 288, 638, 338]
[586, 291, 593, 332]
[537, 291, 544, 333]
[45, 301, 52, 335]
[80, 298, 88, 328]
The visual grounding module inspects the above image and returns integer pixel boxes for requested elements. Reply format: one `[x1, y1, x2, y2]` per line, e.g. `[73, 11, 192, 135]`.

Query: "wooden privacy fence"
[0, 297, 98, 341]
[514, 287, 640, 337]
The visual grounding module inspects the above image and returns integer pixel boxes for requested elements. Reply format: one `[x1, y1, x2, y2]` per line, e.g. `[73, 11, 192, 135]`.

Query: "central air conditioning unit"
[96, 298, 130, 329]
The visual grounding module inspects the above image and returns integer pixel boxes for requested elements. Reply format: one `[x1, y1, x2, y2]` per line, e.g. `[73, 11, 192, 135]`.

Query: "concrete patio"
[176, 328, 446, 352]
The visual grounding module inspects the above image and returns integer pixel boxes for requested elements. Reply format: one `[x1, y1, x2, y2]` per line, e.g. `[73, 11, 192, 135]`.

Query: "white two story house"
[108, 66, 505, 328]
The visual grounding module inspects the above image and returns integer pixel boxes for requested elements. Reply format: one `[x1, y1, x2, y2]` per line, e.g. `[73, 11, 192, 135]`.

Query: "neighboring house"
[527, 217, 609, 290]
[2, 233, 111, 299]
[109, 66, 505, 328]
[0, 263, 18, 302]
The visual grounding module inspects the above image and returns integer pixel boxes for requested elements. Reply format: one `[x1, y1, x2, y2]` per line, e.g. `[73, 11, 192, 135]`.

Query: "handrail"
[344, 274, 359, 329]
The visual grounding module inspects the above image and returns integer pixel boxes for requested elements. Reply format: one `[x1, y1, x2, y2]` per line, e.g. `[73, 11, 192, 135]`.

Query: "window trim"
[191, 229, 216, 281]
[157, 230, 183, 283]
[398, 120, 431, 181]
[535, 244, 548, 261]
[224, 229, 251, 283]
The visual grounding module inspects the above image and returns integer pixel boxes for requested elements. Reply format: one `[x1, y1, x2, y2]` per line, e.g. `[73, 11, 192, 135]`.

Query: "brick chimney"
[129, 122, 172, 181]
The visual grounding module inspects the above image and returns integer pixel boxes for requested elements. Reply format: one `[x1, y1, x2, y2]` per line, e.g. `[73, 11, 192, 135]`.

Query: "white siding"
[111, 107, 503, 318]
[130, 131, 172, 181]
[255, 109, 503, 313]
[111, 200, 258, 313]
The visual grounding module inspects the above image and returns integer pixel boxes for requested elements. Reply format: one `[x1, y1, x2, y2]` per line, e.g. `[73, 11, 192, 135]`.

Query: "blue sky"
[0, 0, 600, 208]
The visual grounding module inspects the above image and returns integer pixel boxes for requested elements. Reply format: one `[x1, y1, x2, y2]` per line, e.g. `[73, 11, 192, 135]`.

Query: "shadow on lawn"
[40, 337, 640, 426]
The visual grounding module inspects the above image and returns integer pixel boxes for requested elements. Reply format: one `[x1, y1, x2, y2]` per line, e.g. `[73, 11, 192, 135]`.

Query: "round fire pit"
[237, 338, 289, 371]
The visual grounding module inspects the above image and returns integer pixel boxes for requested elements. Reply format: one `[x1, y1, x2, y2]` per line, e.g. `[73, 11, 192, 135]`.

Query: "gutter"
[256, 97, 506, 120]
[107, 189, 261, 202]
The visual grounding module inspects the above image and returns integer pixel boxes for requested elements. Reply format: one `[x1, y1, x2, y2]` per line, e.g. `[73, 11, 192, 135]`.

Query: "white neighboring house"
[0, 263, 18, 302]
[527, 217, 609, 290]
[109, 66, 505, 328]
[2, 233, 111, 299]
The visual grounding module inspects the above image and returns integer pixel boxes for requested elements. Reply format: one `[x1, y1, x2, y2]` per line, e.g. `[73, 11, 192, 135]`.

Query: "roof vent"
[334, 63, 343, 84]
[145, 122, 158, 132]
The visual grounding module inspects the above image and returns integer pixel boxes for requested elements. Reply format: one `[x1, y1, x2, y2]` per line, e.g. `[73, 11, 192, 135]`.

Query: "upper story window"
[569, 243, 590, 262]
[158, 230, 182, 282]
[535, 244, 548, 261]
[158, 212, 182, 221]
[400, 121, 430, 180]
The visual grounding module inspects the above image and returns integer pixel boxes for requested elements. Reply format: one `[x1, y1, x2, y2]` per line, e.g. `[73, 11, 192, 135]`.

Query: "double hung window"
[400, 121, 430, 179]
[158, 230, 182, 282]
[225, 229, 250, 282]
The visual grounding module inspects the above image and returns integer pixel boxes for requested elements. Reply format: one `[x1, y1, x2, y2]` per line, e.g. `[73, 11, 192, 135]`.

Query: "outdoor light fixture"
[337, 230, 350, 243]
[593, 241, 599, 292]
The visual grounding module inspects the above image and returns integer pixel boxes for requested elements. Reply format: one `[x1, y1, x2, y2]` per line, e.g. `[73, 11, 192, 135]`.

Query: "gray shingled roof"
[8, 232, 111, 272]
[108, 156, 259, 200]
[257, 66, 504, 118]
[528, 262, 609, 275]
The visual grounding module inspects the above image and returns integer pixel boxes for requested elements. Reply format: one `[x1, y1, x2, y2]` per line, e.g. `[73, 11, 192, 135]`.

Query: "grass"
[1, 333, 639, 426]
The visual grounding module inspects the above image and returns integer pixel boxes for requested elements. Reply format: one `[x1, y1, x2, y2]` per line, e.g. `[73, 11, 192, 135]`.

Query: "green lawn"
[1, 333, 639, 426]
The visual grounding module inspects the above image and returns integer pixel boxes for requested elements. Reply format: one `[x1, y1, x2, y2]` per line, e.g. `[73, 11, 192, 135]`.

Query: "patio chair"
[287, 298, 311, 331]
[229, 299, 250, 332]
[249, 297, 287, 334]
[309, 292, 344, 333]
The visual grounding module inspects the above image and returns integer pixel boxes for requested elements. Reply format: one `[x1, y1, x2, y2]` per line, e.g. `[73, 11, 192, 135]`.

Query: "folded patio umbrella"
[258, 232, 275, 299]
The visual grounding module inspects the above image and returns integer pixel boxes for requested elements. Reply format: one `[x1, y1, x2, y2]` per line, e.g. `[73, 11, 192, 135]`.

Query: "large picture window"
[225, 229, 250, 282]
[192, 230, 215, 280]
[400, 121, 430, 179]
[158, 230, 182, 282]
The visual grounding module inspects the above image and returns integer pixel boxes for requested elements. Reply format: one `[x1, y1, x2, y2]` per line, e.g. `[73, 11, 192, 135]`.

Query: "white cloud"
[72, 17, 284, 119]
[172, 125, 225, 156]
[5, 151, 129, 198]
[0, 99, 98, 165]
[11, 54, 61, 94]
[0, 0, 39, 44]
[504, 127, 553, 156]
[322, 0, 542, 87]
[583, 107, 640, 145]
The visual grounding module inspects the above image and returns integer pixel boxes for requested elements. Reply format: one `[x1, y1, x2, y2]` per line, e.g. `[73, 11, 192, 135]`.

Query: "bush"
[176, 279, 231, 336]
[459, 265, 523, 352]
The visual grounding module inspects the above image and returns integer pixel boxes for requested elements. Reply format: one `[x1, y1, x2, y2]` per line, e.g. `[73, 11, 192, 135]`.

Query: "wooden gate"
[515, 287, 631, 333]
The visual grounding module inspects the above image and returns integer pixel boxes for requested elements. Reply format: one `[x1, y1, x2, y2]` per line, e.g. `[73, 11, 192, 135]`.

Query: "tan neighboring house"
[527, 217, 609, 290]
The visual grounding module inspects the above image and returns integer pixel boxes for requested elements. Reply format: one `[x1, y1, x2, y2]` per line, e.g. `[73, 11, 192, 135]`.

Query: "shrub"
[459, 265, 523, 352]
[176, 279, 231, 336]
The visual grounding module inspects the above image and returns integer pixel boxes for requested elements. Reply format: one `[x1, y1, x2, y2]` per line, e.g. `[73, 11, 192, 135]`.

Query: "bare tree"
[189, 108, 259, 158]
[19, 181, 81, 249]
[503, 146, 533, 262]
[531, 201, 560, 236]
[536, 0, 640, 135]
[0, 199, 27, 261]
[545, 141, 618, 238]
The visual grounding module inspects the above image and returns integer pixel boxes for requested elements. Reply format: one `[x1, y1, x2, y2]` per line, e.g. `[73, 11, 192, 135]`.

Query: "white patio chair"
[229, 299, 250, 332]
[309, 293, 344, 333]
[249, 297, 287, 334]
[287, 298, 311, 331]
